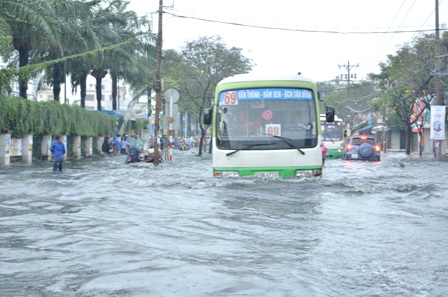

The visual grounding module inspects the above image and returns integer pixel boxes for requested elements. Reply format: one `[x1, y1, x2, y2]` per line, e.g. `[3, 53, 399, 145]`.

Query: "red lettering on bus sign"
[266, 124, 281, 136]
[224, 92, 238, 105]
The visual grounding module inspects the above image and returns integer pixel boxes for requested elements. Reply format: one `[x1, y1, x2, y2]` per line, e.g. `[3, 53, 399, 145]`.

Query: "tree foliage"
[166, 36, 253, 155]
[0, 0, 154, 109]
[319, 82, 378, 131]
[1, 0, 60, 98]
[369, 32, 448, 153]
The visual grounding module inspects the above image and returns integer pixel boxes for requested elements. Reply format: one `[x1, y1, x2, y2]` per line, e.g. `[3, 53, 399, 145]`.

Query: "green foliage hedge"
[118, 117, 147, 137]
[0, 96, 115, 138]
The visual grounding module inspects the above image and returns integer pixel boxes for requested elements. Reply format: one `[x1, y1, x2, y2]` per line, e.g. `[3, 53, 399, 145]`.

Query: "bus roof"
[218, 72, 315, 85]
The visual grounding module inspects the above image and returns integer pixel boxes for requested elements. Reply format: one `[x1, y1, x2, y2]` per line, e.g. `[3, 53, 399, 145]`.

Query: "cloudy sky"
[127, 0, 447, 82]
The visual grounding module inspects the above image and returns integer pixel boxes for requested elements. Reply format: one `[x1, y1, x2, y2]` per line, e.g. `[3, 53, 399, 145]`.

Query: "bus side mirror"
[203, 108, 213, 125]
[326, 106, 335, 123]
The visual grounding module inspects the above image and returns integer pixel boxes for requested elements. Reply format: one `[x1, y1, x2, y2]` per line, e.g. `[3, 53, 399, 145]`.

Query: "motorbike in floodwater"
[125, 147, 163, 164]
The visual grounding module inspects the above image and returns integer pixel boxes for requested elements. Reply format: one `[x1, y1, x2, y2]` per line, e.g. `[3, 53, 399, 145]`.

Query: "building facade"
[36, 76, 129, 111]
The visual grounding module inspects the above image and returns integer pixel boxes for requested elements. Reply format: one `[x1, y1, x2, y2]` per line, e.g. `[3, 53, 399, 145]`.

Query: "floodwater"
[0, 150, 447, 297]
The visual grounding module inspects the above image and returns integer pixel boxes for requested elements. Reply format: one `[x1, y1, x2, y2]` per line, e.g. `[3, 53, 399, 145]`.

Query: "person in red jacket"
[322, 142, 328, 166]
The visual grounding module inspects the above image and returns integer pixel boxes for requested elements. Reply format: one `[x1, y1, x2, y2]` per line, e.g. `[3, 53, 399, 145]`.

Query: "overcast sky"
[127, 0, 447, 82]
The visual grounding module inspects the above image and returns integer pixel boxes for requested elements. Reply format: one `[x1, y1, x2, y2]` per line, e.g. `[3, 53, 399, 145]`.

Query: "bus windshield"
[216, 88, 318, 150]
[322, 122, 343, 141]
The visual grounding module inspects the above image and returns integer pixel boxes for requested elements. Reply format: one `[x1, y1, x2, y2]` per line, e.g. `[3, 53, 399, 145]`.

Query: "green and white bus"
[320, 114, 344, 159]
[204, 72, 334, 178]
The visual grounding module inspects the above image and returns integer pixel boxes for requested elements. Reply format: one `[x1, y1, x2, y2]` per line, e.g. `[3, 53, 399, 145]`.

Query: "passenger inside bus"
[286, 111, 309, 130]
[240, 111, 261, 136]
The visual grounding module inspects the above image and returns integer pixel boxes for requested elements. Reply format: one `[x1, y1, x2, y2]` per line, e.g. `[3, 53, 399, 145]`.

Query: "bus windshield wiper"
[269, 135, 305, 155]
[226, 142, 276, 156]
[324, 130, 335, 143]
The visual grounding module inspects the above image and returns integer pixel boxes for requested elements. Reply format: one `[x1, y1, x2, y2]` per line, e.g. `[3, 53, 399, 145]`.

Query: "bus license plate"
[255, 172, 279, 178]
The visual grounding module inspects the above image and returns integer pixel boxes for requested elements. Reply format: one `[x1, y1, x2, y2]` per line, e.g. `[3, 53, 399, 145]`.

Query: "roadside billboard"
[430, 105, 446, 140]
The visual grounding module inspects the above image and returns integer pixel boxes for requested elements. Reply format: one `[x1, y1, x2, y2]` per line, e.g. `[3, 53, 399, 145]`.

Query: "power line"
[163, 11, 439, 35]
[365, 0, 445, 81]
[396, 0, 418, 29]
[344, 92, 379, 103]
[362, 0, 408, 63]
[345, 105, 372, 113]
[359, 0, 442, 74]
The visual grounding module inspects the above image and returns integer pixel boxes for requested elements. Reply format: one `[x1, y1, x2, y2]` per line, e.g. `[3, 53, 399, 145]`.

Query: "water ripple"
[1, 151, 447, 296]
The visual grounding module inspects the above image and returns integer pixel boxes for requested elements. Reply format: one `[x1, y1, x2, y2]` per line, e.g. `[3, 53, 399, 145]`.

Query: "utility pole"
[434, 0, 443, 106]
[153, 0, 163, 166]
[339, 61, 359, 97]
[434, 0, 444, 160]
[339, 61, 359, 129]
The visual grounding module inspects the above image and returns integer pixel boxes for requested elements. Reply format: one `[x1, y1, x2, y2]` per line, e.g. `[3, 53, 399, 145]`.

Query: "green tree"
[168, 36, 253, 155]
[127, 43, 157, 103]
[105, 1, 152, 110]
[88, 0, 146, 111]
[34, 0, 98, 102]
[370, 33, 447, 154]
[68, 1, 104, 108]
[320, 82, 378, 132]
[88, 1, 123, 110]
[50, 0, 97, 102]
[1, 0, 59, 98]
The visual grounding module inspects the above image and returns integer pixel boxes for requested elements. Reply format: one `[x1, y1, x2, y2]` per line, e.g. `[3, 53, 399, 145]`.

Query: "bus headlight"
[213, 171, 239, 177]
[295, 170, 322, 177]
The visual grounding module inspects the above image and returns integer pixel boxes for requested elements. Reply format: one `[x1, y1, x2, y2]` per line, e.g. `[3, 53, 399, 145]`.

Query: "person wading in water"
[50, 134, 66, 172]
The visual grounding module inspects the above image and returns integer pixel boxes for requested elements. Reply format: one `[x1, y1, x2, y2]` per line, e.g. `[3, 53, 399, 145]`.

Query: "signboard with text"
[430, 105, 446, 140]
[219, 88, 313, 105]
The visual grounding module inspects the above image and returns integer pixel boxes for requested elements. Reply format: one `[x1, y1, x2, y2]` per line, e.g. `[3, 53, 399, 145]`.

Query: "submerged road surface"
[1, 150, 447, 297]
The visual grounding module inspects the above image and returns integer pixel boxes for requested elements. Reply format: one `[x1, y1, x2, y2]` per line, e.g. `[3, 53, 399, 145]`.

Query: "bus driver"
[286, 111, 309, 129]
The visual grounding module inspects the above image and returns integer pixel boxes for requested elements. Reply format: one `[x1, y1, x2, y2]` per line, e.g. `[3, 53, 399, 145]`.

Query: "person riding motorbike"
[125, 146, 163, 164]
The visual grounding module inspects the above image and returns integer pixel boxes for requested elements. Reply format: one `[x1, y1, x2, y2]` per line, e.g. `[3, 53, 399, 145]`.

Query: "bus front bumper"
[213, 167, 322, 178]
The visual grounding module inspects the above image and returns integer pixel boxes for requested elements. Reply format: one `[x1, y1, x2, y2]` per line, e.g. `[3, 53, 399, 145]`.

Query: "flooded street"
[1, 150, 447, 297]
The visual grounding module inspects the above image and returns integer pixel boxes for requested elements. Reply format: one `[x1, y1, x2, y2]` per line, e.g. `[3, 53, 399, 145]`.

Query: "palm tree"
[93, 0, 154, 111]
[67, 2, 103, 107]
[106, 1, 143, 110]
[1, 0, 59, 98]
[88, 2, 123, 110]
[126, 40, 157, 104]
[43, 0, 97, 102]
[70, 57, 94, 107]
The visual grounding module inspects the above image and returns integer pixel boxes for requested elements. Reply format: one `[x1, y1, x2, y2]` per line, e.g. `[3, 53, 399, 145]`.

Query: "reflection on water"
[1, 151, 447, 296]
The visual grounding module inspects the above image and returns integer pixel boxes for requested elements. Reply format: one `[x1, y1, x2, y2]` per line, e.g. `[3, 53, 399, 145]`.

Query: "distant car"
[343, 135, 381, 161]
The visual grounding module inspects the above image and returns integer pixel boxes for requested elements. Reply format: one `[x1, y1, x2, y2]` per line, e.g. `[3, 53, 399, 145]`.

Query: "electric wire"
[360, 0, 422, 78]
[159, 3, 444, 123]
[362, 0, 408, 65]
[345, 105, 372, 113]
[163, 11, 438, 35]
[344, 92, 380, 103]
